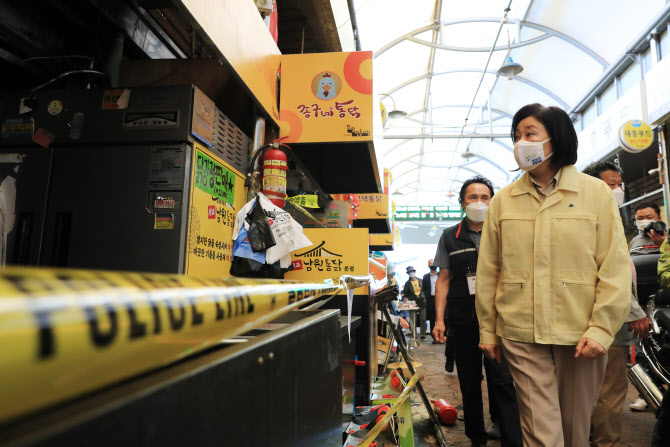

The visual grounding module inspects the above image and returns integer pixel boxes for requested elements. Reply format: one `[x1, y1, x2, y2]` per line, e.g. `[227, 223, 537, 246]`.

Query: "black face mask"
[430, 266, 437, 271]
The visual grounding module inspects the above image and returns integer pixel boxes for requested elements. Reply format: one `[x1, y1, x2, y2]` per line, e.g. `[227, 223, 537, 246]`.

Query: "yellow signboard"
[357, 168, 391, 219]
[185, 142, 247, 277]
[177, 0, 281, 123]
[279, 51, 374, 143]
[284, 228, 369, 292]
[357, 193, 389, 219]
[369, 232, 394, 249]
[619, 120, 654, 153]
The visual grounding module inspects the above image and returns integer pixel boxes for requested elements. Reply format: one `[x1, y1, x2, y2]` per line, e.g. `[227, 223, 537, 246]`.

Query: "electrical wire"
[29, 70, 107, 92]
[445, 0, 513, 195]
[137, 59, 190, 87]
[459, 1, 513, 134]
[22, 55, 96, 64]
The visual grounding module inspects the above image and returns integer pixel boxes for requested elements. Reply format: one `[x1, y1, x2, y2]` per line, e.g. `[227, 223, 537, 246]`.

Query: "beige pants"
[590, 345, 628, 447]
[502, 338, 608, 447]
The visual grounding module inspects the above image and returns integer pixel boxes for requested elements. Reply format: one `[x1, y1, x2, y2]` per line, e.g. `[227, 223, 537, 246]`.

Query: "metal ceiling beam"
[384, 140, 512, 167]
[392, 164, 483, 189]
[492, 138, 513, 152]
[384, 68, 570, 110]
[384, 133, 509, 139]
[374, 18, 607, 68]
[405, 32, 551, 52]
[384, 138, 413, 154]
[394, 178, 465, 194]
[389, 148, 510, 179]
[453, 156, 511, 180]
[406, 104, 513, 119]
[404, 109, 509, 127]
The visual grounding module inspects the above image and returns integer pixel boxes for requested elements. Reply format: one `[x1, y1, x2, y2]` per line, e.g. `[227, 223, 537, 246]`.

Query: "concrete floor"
[404, 339, 657, 447]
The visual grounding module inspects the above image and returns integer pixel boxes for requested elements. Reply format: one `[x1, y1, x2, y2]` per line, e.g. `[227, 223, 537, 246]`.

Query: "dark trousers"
[451, 325, 523, 447]
[652, 387, 670, 447]
[426, 294, 436, 331]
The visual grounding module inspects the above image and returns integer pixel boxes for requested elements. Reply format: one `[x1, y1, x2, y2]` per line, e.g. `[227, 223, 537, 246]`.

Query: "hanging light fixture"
[379, 93, 407, 121]
[461, 148, 476, 160]
[497, 15, 523, 80]
[498, 56, 523, 80]
[461, 141, 476, 160]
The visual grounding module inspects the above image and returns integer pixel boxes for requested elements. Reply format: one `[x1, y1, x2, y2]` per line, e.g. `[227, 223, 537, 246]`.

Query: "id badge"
[467, 273, 476, 295]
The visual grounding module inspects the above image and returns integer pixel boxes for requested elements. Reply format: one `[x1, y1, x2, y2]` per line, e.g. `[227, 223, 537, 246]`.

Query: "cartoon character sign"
[312, 72, 341, 100]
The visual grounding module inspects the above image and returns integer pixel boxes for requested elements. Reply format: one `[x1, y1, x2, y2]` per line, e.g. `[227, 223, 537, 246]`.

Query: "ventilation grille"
[212, 109, 250, 174]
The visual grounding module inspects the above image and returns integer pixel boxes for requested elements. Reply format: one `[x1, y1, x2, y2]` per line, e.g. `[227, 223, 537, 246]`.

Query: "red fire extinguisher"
[261, 147, 288, 208]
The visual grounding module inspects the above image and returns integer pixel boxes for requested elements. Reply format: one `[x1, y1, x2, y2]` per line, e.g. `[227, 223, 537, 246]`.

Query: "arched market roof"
[353, 0, 668, 205]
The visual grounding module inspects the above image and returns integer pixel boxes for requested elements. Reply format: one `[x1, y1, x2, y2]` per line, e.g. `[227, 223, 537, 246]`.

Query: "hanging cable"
[29, 70, 107, 92]
[459, 1, 512, 137]
[445, 0, 513, 195]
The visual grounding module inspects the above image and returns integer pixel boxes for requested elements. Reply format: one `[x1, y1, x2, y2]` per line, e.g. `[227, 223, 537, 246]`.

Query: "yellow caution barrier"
[357, 373, 419, 447]
[0, 268, 372, 423]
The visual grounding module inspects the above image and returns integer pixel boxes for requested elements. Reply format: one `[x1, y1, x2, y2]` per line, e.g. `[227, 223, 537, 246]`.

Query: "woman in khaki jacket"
[475, 103, 631, 447]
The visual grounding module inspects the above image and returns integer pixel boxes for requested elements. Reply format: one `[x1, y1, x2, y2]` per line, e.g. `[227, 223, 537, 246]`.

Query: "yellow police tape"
[357, 373, 419, 447]
[0, 268, 374, 423]
[287, 194, 319, 208]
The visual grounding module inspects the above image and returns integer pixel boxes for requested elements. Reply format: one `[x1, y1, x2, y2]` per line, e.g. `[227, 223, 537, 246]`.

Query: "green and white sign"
[395, 206, 463, 221]
[194, 149, 235, 205]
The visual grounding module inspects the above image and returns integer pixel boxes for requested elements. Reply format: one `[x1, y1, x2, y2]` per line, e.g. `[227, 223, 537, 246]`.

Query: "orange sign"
[369, 252, 388, 280]
[279, 51, 374, 143]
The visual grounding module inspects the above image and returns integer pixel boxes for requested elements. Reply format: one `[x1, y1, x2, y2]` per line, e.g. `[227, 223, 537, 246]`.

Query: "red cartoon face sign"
[312, 72, 342, 100]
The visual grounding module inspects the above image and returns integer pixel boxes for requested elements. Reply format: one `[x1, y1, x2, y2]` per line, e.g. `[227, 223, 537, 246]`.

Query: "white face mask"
[514, 138, 552, 171]
[612, 187, 624, 207]
[409, 272, 416, 279]
[637, 219, 655, 233]
[464, 201, 488, 223]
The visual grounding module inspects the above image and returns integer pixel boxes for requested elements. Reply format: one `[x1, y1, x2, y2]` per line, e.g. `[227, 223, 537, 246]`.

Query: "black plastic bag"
[230, 256, 293, 279]
[245, 198, 276, 252]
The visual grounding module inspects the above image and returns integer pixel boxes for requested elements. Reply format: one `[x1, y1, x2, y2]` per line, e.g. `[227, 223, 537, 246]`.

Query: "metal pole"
[384, 133, 509, 139]
[248, 117, 266, 201]
[346, 0, 361, 51]
[658, 125, 670, 224]
[381, 304, 449, 447]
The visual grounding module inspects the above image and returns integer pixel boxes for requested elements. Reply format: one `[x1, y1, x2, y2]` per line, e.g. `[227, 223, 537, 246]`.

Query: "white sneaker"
[629, 398, 649, 411]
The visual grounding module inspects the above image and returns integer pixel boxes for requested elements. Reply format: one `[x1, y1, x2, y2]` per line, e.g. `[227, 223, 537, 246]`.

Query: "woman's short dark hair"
[459, 176, 495, 205]
[511, 103, 578, 169]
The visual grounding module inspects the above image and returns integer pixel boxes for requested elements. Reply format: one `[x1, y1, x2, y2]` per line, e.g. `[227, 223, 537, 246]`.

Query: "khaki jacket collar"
[511, 165, 580, 197]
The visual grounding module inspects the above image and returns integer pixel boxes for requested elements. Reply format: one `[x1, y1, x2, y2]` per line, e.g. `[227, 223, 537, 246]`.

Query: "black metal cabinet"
[1, 310, 343, 447]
